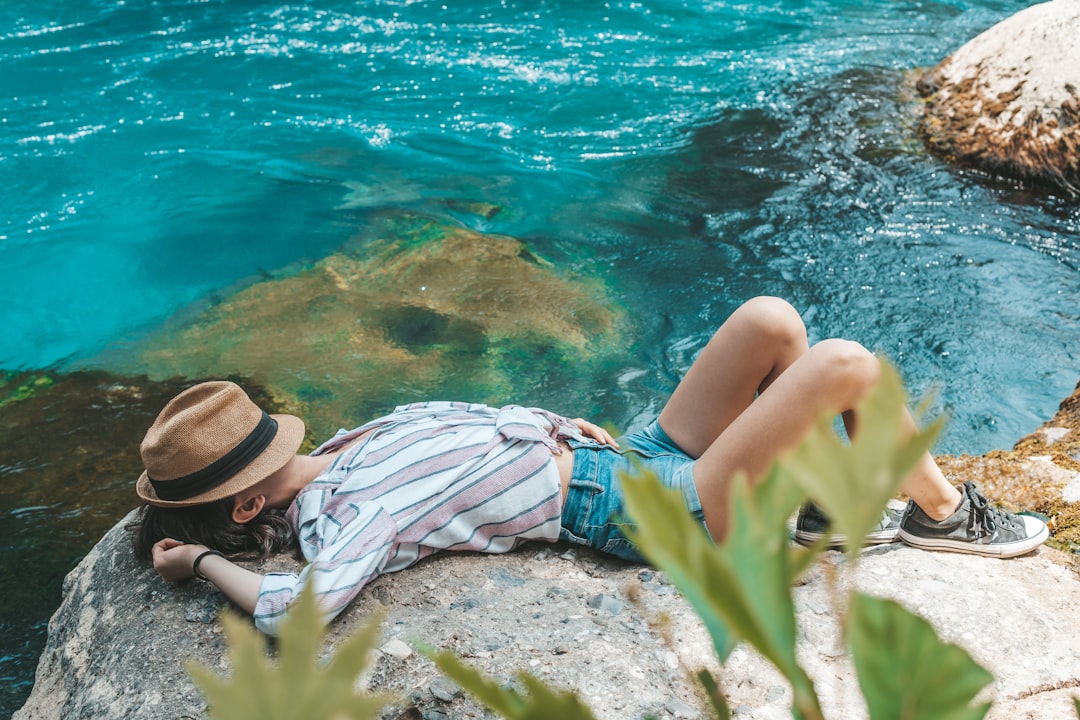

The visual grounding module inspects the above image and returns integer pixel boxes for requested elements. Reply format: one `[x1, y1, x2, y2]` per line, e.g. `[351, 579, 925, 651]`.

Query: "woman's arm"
[151, 504, 396, 635]
[151, 538, 263, 615]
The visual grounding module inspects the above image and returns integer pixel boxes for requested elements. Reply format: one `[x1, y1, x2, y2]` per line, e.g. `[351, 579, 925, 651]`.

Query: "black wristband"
[192, 549, 225, 581]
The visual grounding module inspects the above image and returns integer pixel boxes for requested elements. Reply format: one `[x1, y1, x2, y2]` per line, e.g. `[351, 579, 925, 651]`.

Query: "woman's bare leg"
[657, 297, 962, 539]
[657, 296, 811, 458]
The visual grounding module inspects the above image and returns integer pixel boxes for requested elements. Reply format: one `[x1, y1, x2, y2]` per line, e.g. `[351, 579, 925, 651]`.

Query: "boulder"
[917, 0, 1080, 194]
[14, 380, 1080, 720]
[12, 513, 1080, 720]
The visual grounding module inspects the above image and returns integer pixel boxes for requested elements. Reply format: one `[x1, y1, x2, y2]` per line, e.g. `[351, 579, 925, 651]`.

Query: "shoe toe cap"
[1019, 514, 1049, 541]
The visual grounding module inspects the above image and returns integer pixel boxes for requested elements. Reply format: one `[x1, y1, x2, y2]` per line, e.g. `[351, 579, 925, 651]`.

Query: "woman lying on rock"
[132, 296, 1049, 635]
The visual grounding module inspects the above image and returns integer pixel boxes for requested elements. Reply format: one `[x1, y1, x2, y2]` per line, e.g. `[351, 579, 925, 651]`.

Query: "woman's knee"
[732, 296, 807, 347]
[809, 338, 881, 398]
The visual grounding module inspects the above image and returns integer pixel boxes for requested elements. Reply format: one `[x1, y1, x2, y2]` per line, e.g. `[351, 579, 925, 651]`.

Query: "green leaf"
[848, 593, 993, 720]
[1075, 696, 1080, 718]
[783, 360, 942, 556]
[187, 583, 394, 720]
[696, 668, 731, 720]
[620, 466, 823, 720]
[425, 647, 599, 720]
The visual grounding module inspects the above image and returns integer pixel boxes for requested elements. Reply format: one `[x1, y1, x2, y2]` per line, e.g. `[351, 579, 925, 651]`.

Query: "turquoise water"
[2, 0, 1078, 713]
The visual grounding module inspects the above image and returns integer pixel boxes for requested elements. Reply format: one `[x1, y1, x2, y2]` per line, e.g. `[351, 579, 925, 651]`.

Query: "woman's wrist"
[191, 549, 225, 580]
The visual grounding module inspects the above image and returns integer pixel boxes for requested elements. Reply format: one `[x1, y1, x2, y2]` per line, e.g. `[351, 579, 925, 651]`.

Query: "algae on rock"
[936, 378, 1080, 553]
[917, 0, 1080, 194]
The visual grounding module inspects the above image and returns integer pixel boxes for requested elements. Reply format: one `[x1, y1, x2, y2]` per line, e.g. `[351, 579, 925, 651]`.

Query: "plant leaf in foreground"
[424, 647, 598, 720]
[784, 360, 942, 556]
[620, 466, 823, 720]
[696, 668, 732, 720]
[188, 583, 392, 720]
[848, 593, 993, 720]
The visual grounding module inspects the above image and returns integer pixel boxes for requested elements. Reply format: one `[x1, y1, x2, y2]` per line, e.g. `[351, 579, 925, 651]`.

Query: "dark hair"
[128, 498, 297, 563]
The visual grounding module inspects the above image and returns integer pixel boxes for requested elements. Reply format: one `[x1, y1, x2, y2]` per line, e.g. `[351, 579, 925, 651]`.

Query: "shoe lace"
[962, 481, 1019, 537]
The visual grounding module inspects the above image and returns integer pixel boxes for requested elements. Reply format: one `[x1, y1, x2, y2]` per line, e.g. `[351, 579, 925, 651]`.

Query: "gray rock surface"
[14, 509, 1080, 720]
[918, 0, 1080, 194]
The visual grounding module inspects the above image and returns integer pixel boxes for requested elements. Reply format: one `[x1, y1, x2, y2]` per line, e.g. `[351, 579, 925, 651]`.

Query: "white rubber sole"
[793, 528, 899, 548]
[897, 515, 1050, 559]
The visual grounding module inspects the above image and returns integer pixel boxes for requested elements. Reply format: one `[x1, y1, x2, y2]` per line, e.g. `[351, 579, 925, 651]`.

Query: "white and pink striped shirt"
[253, 401, 582, 635]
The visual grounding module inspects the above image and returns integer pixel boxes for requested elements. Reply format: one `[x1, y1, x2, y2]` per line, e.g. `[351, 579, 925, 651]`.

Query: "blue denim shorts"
[559, 419, 707, 562]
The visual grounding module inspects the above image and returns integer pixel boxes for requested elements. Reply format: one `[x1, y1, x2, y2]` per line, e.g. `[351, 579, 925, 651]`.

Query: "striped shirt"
[253, 401, 582, 635]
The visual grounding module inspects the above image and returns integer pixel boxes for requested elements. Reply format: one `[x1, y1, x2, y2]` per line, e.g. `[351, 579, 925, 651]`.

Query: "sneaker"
[897, 481, 1049, 558]
[794, 502, 902, 549]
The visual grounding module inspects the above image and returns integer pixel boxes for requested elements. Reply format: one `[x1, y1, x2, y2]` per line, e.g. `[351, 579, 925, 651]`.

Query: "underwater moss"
[122, 212, 628, 439]
[0, 372, 56, 411]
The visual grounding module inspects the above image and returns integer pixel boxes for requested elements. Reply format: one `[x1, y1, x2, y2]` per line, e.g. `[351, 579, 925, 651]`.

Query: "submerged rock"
[119, 212, 625, 440]
[917, 0, 1080, 194]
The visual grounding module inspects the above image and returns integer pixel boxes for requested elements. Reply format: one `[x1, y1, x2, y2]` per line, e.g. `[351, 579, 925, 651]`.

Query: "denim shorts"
[559, 419, 707, 562]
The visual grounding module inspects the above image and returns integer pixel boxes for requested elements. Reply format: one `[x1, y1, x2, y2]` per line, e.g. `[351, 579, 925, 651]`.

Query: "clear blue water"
[2, 0, 1078, 713]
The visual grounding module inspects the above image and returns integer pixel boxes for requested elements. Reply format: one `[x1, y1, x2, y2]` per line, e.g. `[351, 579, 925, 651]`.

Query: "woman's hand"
[150, 538, 262, 615]
[571, 418, 619, 447]
[151, 538, 205, 582]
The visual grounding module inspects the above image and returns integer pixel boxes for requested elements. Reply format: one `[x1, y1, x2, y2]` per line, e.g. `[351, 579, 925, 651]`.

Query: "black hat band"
[148, 412, 279, 501]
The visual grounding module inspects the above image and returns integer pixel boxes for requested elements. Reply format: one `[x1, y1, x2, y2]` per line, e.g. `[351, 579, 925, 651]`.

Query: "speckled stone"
[917, 0, 1080, 194]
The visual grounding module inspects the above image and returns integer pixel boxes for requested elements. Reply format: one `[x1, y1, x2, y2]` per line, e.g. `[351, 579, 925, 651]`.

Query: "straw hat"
[136, 381, 305, 508]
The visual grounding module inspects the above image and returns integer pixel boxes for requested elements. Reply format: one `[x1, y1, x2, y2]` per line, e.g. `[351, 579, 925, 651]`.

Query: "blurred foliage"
[424, 646, 599, 720]
[621, 445, 820, 717]
[188, 583, 394, 720]
[695, 668, 732, 720]
[782, 363, 943, 559]
[848, 593, 992, 720]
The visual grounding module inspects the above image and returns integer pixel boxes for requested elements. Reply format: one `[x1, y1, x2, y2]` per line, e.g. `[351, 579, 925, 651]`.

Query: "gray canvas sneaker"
[794, 502, 902, 549]
[897, 481, 1049, 558]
